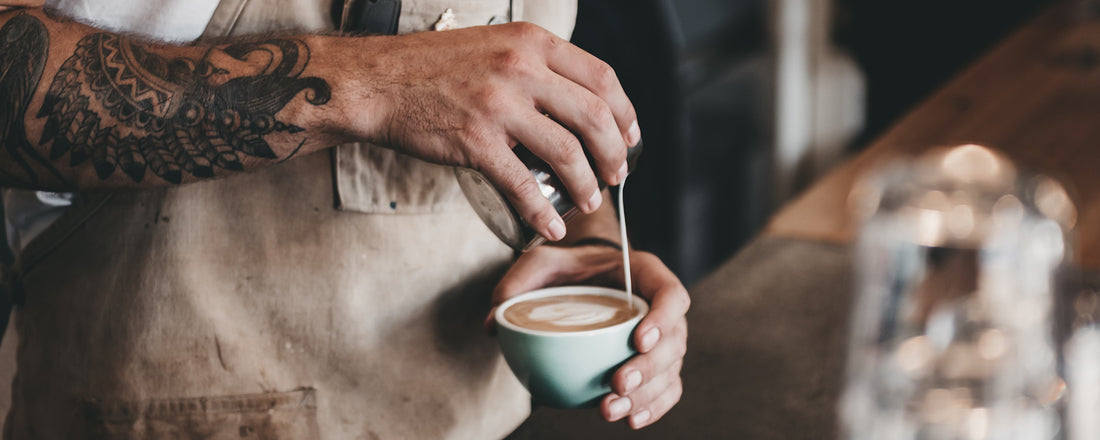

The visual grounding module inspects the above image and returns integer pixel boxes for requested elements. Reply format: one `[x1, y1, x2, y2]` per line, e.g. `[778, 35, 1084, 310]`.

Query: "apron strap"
[340, 0, 401, 35]
[0, 190, 113, 344]
[0, 192, 15, 342]
[199, 0, 251, 41]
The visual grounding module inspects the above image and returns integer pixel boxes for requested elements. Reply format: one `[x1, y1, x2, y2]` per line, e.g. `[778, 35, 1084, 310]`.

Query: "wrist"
[292, 35, 393, 146]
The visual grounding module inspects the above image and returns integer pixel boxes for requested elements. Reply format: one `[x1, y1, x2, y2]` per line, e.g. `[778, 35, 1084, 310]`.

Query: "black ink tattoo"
[0, 14, 61, 186]
[37, 34, 331, 184]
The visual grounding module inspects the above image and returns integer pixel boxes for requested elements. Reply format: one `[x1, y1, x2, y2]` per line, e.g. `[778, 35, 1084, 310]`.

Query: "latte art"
[503, 294, 638, 332]
[528, 302, 618, 327]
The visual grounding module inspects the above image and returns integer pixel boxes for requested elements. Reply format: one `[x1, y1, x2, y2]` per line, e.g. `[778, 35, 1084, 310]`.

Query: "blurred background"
[574, 0, 1050, 285]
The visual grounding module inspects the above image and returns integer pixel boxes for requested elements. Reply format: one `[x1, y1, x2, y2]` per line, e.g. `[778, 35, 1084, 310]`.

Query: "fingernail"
[624, 370, 642, 393]
[608, 396, 632, 418]
[626, 120, 641, 146]
[547, 217, 566, 241]
[641, 327, 661, 352]
[630, 409, 651, 428]
[616, 162, 628, 185]
[587, 189, 602, 213]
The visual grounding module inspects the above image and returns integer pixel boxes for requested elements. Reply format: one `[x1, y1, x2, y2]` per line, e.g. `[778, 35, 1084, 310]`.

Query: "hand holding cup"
[490, 245, 689, 429]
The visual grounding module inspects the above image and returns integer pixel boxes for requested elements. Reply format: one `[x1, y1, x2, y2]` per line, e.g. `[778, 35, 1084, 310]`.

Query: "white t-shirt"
[5, 0, 220, 251]
[47, 0, 219, 41]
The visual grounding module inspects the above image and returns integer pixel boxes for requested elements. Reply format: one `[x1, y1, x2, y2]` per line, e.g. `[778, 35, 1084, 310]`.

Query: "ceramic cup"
[495, 285, 648, 409]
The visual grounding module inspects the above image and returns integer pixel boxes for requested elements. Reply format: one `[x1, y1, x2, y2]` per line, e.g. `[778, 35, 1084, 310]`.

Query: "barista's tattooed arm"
[0, 13, 55, 186]
[38, 34, 330, 185]
[0, 9, 335, 190]
[1, 7, 643, 241]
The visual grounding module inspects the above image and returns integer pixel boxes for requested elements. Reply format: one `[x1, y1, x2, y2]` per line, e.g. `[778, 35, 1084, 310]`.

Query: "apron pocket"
[332, 142, 468, 214]
[84, 387, 319, 439]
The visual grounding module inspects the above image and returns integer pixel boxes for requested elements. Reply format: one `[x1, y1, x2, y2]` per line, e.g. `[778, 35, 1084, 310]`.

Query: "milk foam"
[503, 293, 637, 332]
[526, 302, 622, 327]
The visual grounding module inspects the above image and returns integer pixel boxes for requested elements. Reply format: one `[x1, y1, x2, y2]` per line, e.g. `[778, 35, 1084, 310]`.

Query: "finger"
[486, 250, 557, 336]
[546, 39, 640, 151]
[613, 320, 687, 395]
[506, 109, 602, 214]
[634, 299, 689, 355]
[492, 246, 620, 306]
[532, 73, 628, 187]
[492, 248, 563, 305]
[629, 252, 691, 352]
[629, 376, 684, 430]
[601, 393, 630, 422]
[473, 144, 566, 242]
[630, 252, 687, 304]
[602, 361, 682, 423]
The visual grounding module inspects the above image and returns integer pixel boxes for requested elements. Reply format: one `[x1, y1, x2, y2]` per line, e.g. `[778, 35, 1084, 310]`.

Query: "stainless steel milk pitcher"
[456, 141, 642, 252]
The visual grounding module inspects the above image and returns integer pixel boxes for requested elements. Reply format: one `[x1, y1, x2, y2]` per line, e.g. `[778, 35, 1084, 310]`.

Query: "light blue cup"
[495, 286, 648, 409]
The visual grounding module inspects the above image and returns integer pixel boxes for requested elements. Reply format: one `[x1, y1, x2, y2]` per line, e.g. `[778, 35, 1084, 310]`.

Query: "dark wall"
[572, 0, 1051, 285]
[570, 0, 685, 278]
[836, 0, 1051, 146]
[571, 0, 769, 285]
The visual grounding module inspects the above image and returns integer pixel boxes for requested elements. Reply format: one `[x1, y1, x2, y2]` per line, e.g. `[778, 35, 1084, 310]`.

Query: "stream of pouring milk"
[617, 178, 632, 310]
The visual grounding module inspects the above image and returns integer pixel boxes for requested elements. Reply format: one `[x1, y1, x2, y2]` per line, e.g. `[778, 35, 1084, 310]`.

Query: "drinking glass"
[840, 144, 1076, 440]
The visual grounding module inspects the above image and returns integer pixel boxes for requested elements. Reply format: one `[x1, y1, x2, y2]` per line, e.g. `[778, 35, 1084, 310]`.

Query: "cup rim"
[495, 285, 648, 337]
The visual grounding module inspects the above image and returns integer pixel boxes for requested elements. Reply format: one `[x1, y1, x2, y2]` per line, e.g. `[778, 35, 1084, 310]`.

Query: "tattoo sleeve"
[0, 13, 52, 186]
[0, 10, 333, 189]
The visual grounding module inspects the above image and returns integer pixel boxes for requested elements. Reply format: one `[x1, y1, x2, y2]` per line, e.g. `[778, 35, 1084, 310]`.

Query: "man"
[0, 0, 688, 438]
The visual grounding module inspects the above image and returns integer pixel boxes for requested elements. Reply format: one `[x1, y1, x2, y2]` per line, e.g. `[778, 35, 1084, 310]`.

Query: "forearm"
[0, 1, 42, 12]
[0, 8, 374, 191]
[2, 7, 638, 242]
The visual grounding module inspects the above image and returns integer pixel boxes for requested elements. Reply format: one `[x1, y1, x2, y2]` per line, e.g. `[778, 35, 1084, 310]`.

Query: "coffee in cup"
[502, 293, 638, 332]
[496, 286, 648, 409]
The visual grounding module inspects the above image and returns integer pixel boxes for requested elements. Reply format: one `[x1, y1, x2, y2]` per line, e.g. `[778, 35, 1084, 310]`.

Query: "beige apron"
[4, 1, 575, 438]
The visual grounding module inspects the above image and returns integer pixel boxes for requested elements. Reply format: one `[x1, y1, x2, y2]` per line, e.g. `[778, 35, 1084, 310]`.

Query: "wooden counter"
[767, 0, 1100, 270]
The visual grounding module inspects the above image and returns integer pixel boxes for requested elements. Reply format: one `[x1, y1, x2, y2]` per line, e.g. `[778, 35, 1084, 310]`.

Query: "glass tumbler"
[840, 144, 1076, 440]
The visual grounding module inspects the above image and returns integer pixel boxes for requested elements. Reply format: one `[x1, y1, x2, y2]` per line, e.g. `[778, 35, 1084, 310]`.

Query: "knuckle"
[549, 133, 583, 163]
[472, 88, 510, 117]
[510, 178, 553, 221]
[460, 123, 498, 151]
[679, 290, 692, 313]
[592, 60, 618, 92]
[507, 21, 545, 40]
[528, 207, 558, 231]
[545, 33, 563, 50]
[671, 380, 684, 402]
[491, 49, 531, 76]
[584, 99, 616, 131]
[674, 340, 688, 359]
[506, 169, 540, 200]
